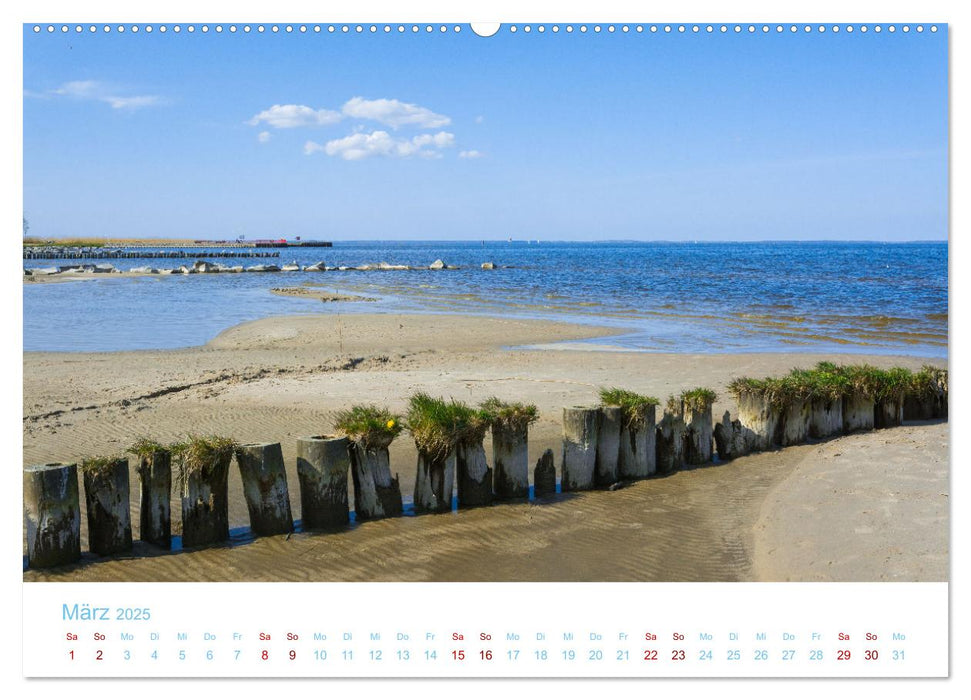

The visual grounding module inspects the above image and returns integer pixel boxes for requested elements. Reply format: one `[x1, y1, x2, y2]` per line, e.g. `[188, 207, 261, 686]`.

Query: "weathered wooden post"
[873, 368, 909, 429]
[904, 366, 948, 420]
[174, 436, 236, 548]
[655, 402, 686, 475]
[408, 393, 460, 514]
[561, 406, 600, 491]
[842, 394, 875, 432]
[841, 365, 879, 433]
[713, 411, 751, 461]
[23, 463, 81, 568]
[681, 388, 716, 464]
[903, 368, 937, 420]
[933, 367, 948, 419]
[728, 378, 783, 452]
[335, 404, 405, 520]
[235, 442, 294, 536]
[453, 403, 492, 508]
[600, 388, 658, 480]
[129, 440, 171, 549]
[456, 427, 493, 508]
[533, 449, 557, 498]
[350, 443, 404, 519]
[781, 391, 812, 446]
[80, 457, 133, 555]
[595, 405, 622, 487]
[809, 396, 844, 439]
[483, 399, 538, 501]
[874, 396, 904, 429]
[296, 435, 351, 530]
[414, 450, 456, 513]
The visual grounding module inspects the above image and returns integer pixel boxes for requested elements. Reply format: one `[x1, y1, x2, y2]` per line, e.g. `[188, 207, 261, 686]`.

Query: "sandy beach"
[22, 313, 948, 582]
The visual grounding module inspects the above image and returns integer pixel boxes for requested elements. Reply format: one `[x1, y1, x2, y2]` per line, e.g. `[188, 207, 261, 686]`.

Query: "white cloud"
[459, 150, 484, 159]
[48, 80, 160, 110]
[247, 104, 343, 129]
[342, 97, 450, 129]
[258, 131, 271, 143]
[475, 115, 485, 124]
[306, 130, 456, 160]
[53, 80, 101, 98]
[104, 95, 160, 110]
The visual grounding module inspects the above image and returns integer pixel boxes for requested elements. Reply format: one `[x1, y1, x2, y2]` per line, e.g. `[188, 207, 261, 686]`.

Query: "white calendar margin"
[22, 582, 948, 678]
[6, 0, 964, 696]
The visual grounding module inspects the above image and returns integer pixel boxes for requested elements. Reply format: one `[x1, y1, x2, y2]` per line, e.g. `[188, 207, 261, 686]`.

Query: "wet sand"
[22, 313, 948, 582]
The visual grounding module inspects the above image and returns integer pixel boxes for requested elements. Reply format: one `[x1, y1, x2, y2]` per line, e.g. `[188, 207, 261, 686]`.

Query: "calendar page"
[14, 0, 958, 692]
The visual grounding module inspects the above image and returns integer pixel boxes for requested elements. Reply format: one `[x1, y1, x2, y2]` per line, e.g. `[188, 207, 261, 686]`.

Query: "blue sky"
[23, 24, 948, 241]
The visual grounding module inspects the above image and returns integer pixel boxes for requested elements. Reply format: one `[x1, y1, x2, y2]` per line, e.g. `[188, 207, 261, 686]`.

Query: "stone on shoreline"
[303, 261, 327, 271]
[246, 264, 281, 272]
[130, 266, 159, 274]
[282, 263, 301, 272]
[192, 260, 218, 273]
[481, 262, 495, 270]
[429, 259, 446, 270]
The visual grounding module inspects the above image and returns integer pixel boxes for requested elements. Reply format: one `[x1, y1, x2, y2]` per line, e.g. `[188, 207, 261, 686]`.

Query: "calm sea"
[22, 241, 947, 357]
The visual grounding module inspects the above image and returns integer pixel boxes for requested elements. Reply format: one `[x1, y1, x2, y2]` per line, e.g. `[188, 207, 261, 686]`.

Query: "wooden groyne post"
[781, 397, 811, 446]
[733, 389, 783, 451]
[842, 395, 875, 433]
[176, 438, 235, 548]
[23, 463, 81, 568]
[349, 440, 403, 520]
[235, 442, 294, 536]
[595, 405, 622, 487]
[414, 449, 456, 513]
[809, 397, 843, 439]
[81, 457, 133, 556]
[533, 449, 557, 498]
[132, 443, 172, 549]
[483, 399, 538, 500]
[456, 434, 494, 508]
[492, 422, 530, 500]
[655, 408, 686, 475]
[296, 435, 351, 530]
[713, 411, 751, 461]
[681, 390, 716, 465]
[561, 406, 599, 491]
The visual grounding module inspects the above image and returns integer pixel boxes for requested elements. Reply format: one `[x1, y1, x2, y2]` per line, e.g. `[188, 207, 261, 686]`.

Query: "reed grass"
[333, 404, 403, 449]
[732, 362, 921, 409]
[127, 438, 168, 459]
[170, 435, 237, 488]
[599, 387, 659, 429]
[680, 387, 717, 412]
[481, 397, 539, 432]
[79, 455, 126, 478]
[406, 392, 489, 460]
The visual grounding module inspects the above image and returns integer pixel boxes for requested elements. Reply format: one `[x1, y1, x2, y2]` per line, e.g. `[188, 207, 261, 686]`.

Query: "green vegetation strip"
[728, 362, 947, 408]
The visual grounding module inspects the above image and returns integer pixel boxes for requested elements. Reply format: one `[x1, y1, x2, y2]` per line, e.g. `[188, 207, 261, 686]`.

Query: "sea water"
[22, 241, 947, 357]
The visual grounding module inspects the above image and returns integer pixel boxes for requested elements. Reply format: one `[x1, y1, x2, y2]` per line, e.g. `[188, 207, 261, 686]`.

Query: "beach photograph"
[22, 22, 948, 584]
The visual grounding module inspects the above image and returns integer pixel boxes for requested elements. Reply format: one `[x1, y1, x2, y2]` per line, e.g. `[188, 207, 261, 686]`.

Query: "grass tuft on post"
[599, 388, 659, 430]
[407, 392, 488, 461]
[680, 387, 717, 413]
[482, 398, 538, 500]
[481, 397, 539, 432]
[334, 404, 404, 449]
[170, 435, 238, 488]
[335, 404, 405, 520]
